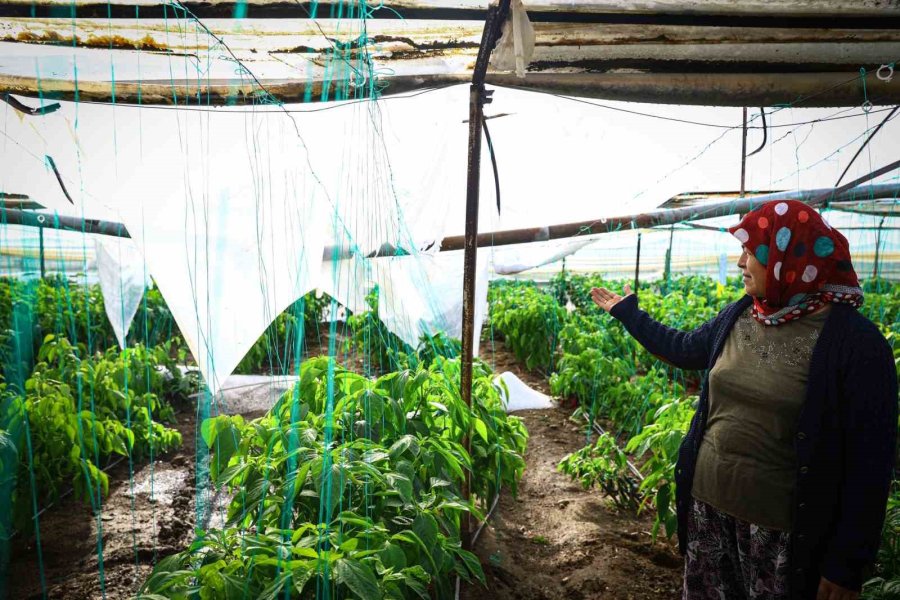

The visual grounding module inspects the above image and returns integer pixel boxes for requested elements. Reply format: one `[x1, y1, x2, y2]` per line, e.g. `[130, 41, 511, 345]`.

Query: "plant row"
[138, 356, 528, 599]
[0, 335, 190, 536]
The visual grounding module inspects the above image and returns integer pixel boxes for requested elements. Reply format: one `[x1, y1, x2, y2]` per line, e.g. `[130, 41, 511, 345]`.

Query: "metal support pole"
[663, 225, 674, 292]
[740, 107, 748, 197]
[873, 216, 885, 280]
[38, 223, 45, 278]
[459, 0, 510, 549]
[633, 232, 642, 292]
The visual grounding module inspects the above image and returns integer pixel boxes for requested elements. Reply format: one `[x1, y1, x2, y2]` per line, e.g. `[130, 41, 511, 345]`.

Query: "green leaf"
[389, 435, 418, 461]
[412, 513, 438, 549]
[378, 543, 407, 571]
[334, 558, 381, 600]
[386, 473, 413, 504]
[473, 418, 488, 443]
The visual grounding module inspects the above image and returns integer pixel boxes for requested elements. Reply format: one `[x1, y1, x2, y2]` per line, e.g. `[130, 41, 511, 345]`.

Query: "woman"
[591, 200, 897, 600]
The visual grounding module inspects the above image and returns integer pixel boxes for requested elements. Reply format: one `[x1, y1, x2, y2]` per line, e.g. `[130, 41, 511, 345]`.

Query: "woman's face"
[737, 247, 767, 297]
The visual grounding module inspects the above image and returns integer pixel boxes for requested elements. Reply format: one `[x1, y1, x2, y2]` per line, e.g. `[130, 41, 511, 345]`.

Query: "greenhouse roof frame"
[2, 0, 900, 106]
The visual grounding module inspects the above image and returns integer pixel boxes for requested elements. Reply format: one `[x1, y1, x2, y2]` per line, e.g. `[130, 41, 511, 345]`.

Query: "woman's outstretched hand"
[590, 285, 634, 314]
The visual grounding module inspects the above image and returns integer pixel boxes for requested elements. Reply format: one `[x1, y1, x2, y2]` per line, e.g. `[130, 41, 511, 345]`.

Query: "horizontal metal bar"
[486, 72, 900, 107]
[4, 184, 897, 259]
[437, 183, 900, 251]
[1, 1, 899, 26]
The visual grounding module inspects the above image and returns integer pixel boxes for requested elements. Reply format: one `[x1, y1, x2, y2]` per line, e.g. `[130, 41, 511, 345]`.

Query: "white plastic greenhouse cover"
[2, 86, 900, 390]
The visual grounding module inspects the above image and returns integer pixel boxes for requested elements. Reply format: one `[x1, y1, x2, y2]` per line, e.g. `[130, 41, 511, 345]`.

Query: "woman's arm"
[820, 331, 898, 593]
[593, 286, 718, 371]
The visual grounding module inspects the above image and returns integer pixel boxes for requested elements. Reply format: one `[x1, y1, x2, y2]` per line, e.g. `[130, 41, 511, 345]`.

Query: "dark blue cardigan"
[610, 294, 898, 598]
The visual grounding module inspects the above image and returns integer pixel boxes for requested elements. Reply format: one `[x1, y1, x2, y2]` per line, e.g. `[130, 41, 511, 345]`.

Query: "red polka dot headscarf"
[727, 200, 863, 326]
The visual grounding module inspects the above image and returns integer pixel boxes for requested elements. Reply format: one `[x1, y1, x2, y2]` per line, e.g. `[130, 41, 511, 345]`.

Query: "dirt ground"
[459, 407, 683, 600]
[9, 336, 683, 600]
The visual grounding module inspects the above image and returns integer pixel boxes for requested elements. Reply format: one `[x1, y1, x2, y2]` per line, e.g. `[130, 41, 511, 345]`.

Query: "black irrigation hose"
[834, 105, 900, 187]
[45, 155, 75, 205]
[482, 115, 501, 215]
[746, 107, 767, 157]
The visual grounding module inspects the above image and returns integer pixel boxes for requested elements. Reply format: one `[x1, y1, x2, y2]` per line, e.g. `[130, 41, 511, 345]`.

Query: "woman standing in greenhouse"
[591, 200, 897, 600]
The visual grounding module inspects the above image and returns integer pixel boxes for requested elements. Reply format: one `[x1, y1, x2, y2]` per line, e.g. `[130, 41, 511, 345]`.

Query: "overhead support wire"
[834, 105, 900, 186]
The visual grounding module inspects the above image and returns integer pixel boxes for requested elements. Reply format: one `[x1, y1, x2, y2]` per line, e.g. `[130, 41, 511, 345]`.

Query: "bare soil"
[463, 338, 683, 600]
[9, 404, 199, 600]
[459, 408, 683, 600]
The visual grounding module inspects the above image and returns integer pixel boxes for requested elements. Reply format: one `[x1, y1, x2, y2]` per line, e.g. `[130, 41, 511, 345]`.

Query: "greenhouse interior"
[1, 0, 899, 598]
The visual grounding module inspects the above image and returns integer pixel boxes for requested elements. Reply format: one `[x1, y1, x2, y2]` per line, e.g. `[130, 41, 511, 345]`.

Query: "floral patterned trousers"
[683, 498, 792, 600]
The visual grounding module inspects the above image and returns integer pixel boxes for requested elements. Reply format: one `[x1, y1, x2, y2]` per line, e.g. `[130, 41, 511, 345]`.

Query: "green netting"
[1, 2, 899, 598]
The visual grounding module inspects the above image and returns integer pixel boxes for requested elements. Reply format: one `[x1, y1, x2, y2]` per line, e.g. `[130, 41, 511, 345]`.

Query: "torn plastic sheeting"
[495, 371, 553, 411]
[490, 0, 535, 78]
[110, 111, 327, 395]
[491, 238, 595, 275]
[319, 250, 489, 353]
[94, 236, 149, 349]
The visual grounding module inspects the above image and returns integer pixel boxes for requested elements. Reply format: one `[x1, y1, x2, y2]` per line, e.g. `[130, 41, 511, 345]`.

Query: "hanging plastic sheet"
[490, 0, 536, 78]
[321, 249, 490, 353]
[93, 236, 148, 349]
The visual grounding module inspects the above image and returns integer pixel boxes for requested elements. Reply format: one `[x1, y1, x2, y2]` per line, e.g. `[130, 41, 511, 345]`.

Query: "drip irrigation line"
[835, 105, 900, 187]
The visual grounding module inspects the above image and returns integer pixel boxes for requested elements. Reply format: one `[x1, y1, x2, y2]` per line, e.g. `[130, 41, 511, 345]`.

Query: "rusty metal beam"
[0, 73, 471, 105]
[437, 181, 900, 251]
[4, 70, 898, 106]
[1, 0, 899, 24]
[485, 72, 900, 107]
[4, 184, 898, 256]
